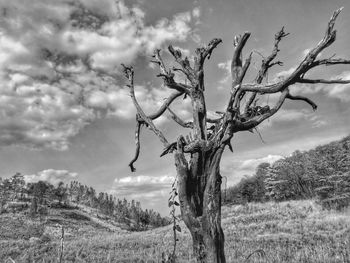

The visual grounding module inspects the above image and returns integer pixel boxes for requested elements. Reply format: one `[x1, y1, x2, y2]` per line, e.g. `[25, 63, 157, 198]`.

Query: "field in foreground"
[1, 200, 350, 262]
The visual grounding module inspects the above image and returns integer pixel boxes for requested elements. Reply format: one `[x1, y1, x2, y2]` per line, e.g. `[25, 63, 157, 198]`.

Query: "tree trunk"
[175, 146, 226, 263]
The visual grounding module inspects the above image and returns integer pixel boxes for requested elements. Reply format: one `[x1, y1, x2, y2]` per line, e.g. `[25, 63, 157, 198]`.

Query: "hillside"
[0, 177, 171, 231]
[1, 200, 349, 262]
[224, 135, 350, 208]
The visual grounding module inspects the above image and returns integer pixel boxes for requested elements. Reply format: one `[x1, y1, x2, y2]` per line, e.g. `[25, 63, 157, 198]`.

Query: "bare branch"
[195, 38, 223, 68]
[231, 32, 251, 84]
[167, 107, 193, 128]
[240, 52, 253, 83]
[148, 91, 184, 120]
[122, 64, 169, 148]
[129, 121, 142, 172]
[255, 27, 289, 83]
[160, 136, 214, 157]
[243, 27, 289, 114]
[234, 89, 289, 132]
[207, 117, 223, 123]
[168, 45, 196, 85]
[153, 49, 191, 93]
[297, 78, 350, 84]
[311, 57, 350, 67]
[241, 8, 346, 94]
[286, 92, 318, 111]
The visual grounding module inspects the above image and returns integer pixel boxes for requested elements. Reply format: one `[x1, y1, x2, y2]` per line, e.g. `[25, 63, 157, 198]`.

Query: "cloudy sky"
[0, 0, 349, 215]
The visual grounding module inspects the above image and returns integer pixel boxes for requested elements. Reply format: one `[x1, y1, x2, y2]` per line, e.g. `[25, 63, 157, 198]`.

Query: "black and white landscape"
[0, 0, 350, 262]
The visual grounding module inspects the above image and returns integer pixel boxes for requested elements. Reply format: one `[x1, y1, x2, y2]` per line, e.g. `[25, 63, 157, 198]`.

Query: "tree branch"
[286, 92, 318, 110]
[234, 89, 289, 132]
[195, 38, 223, 70]
[168, 45, 196, 85]
[241, 8, 345, 94]
[148, 91, 184, 120]
[167, 107, 193, 128]
[311, 57, 350, 67]
[231, 32, 251, 85]
[243, 27, 289, 114]
[152, 49, 191, 93]
[129, 121, 142, 172]
[122, 65, 169, 148]
[297, 78, 350, 84]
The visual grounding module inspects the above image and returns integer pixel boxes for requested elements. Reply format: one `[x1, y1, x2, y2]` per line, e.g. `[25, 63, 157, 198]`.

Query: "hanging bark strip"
[122, 8, 350, 262]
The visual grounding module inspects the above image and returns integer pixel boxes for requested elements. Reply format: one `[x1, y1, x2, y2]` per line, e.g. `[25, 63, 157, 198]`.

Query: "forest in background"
[0, 175, 170, 230]
[1, 134, 349, 233]
[223, 135, 350, 210]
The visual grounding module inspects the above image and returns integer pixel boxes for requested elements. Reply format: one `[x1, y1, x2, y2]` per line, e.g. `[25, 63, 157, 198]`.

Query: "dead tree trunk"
[122, 8, 350, 262]
[175, 143, 225, 262]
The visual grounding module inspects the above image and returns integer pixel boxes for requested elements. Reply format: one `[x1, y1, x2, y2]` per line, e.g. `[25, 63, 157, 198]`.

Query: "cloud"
[192, 7, 201, 19]
[239, 154, 283, 170]
[221, 154, 283, 186]
[113, 174, 174, 193]
[111, 174, 174, 208]
[217, 60, 231, 84]
[274, 67, 296, 80]
[172, 46, 191, 57]
[262, 109, 327, 129]
[0, 0, 194, 150]
[24, 169, 78, 185]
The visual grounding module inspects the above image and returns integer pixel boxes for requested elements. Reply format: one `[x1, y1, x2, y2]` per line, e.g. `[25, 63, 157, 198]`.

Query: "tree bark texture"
[175, 142, 225, 262]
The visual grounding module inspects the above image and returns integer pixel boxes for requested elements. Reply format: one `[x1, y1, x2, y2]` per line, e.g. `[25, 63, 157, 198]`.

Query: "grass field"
[1, 200, 349, 262]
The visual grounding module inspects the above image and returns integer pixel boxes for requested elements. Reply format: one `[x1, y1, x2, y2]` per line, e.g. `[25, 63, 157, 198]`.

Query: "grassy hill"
[1, 200, 349, 262]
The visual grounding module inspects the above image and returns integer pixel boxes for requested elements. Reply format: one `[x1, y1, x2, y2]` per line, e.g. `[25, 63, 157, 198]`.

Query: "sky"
[0, 0, 349, 215]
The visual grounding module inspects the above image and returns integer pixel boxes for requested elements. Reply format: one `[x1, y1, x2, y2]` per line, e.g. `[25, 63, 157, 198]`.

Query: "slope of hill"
[224, 134, 350, 208]
[0, 177, 171, 231]
[1, 200, 349, 262]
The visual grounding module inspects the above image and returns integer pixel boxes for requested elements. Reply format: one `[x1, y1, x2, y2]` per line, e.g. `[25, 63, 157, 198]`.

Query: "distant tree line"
[0, 175, 170, 230]
[223, 135, 350, 210]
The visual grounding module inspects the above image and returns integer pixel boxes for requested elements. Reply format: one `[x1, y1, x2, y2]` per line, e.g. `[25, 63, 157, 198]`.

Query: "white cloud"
[172, 46, 191, 57]
[221, 154, 283, 186]
[114, 174, 174, 186]
[24, 169, 78, 185]
[0, 0, 194, 150]
[272, 109, 308, 122]
[274, 67, 296, 80]
[217, 60, 231, 84]
[240, 154, 283, 170]
[192, 7, 201, 19]
[264, 109, 327, 129]
[109, 175, 174, 215]
[111, 174, 175, 208]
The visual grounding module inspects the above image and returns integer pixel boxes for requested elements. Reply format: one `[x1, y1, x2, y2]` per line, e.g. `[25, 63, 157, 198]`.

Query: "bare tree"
[122, 9, 350, 262]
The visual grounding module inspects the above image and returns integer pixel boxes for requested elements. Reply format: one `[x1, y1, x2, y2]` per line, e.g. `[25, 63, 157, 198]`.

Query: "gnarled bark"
[175, 139, 225, 262]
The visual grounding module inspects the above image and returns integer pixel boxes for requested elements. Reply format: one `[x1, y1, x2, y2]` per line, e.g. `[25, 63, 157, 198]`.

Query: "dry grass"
[1, 200, 350, 262]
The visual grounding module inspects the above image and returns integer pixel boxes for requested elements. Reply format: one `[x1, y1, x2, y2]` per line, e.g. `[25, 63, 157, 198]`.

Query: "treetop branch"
[243, 27, 289, 114]
[231, 32, 251, 84]
[168, 45, 196, 85]
[195, 38, 222, 70]
[240, 7, 347, 95]
[152, 49, 192, 93]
